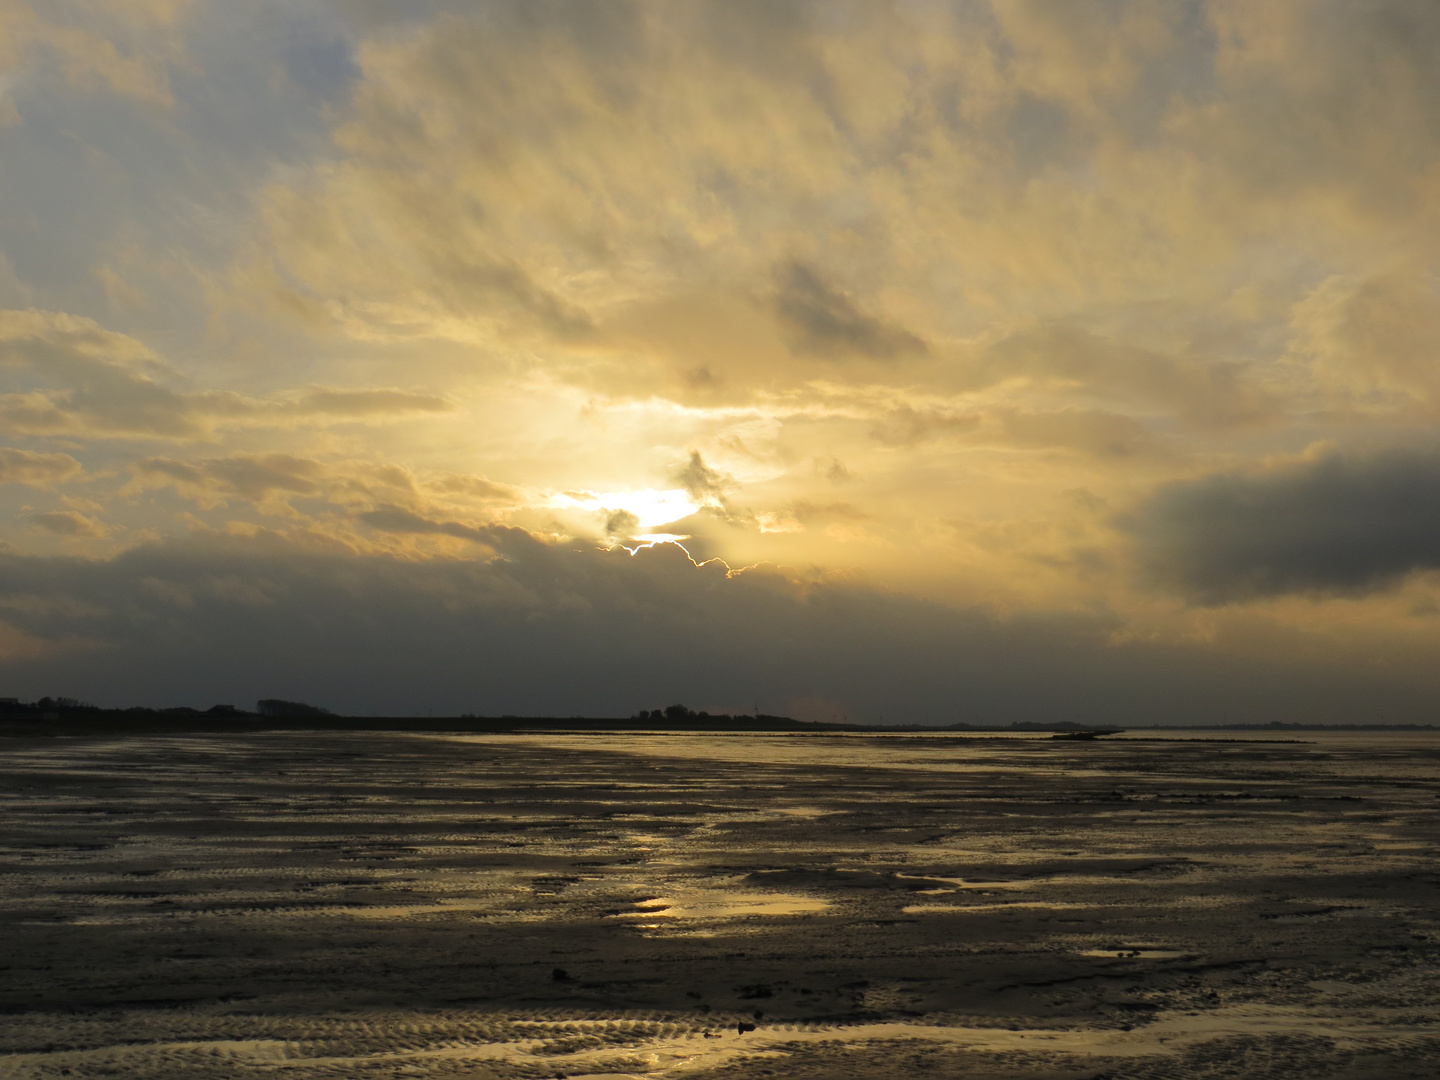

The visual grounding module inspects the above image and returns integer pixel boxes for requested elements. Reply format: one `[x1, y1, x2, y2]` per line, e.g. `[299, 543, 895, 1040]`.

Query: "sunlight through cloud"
[550, 489, 700, 529]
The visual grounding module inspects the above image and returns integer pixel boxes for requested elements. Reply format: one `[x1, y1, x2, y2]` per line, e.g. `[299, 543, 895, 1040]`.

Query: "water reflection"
[612, 892, 829, 920]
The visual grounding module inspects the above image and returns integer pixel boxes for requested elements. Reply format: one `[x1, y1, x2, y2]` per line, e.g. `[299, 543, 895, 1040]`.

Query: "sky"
[2, 0, 1440, 723]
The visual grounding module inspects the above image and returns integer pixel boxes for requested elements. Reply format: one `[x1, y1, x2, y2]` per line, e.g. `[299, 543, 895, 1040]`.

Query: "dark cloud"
[1123, 449, 1440, 602]
[0, 530, 1434, 722]
[357, 505, 495, 544]
[673, 451, 751, 526]
[605, 509, 640, 536]
[674, 450, 733, 503]
[774, 262, 927, 361]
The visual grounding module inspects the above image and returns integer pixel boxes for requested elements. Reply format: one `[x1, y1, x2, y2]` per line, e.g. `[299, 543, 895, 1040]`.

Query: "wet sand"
[1, 729, 1437, 1078]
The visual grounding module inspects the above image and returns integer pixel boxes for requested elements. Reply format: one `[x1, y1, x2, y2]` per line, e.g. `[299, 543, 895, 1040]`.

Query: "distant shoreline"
[0, 709, 1433, 738]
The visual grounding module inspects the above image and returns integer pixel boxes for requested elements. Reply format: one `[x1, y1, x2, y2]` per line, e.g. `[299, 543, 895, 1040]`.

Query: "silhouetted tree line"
[0, 696, 257, 716]
[628, 703, 801, 724]
[0, 696, 332, 719]
[632, 703, 717, 722]
[0, 696, 99, 714]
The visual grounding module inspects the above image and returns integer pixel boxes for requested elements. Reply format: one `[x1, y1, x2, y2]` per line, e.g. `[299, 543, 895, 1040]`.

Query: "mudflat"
[1, 729, 1437, 1079]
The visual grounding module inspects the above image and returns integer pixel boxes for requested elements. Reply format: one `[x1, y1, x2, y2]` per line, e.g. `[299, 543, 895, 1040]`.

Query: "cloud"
[0, 0, 190, 110]
[1291, 270, 1440, 408]
[868, 405, 981, 447]
[120, 452, 562, 539]
[773, 262, 927, 361]
[0, 309, 455, 439]
[128, 453, 325, 508]
[978, 322, 1273, 427]
[0, 308, 195, 437]
[790, 383, 1161, 458]
[279, 388, 455, 418]
[605, 508, 640, 536]
[671, 450, 752, 527]
[674, 450, 733, 504]
[995, 408, 1160, 457]
[10, 0, 1440, 710]
[0, 530, 1435, 722]
[424, 474, 527, 504]
[357, 505, 495, 545]
[239, 4, 983, 368]
[0, 447, 82, 486]
[1195, 0, 1440, 222]
[236, 0, 1440, 432]
[1123, 449, 1440, 602]
[28, 509, 110, 538]
[789, 501, 868, 525]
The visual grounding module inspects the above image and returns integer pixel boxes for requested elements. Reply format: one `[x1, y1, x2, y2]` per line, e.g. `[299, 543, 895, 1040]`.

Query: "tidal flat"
[1, 729, 1437, 1079]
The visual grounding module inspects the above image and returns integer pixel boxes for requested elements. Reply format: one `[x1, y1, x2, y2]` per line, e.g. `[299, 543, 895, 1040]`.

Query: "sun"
[550, 488, 700, 529]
